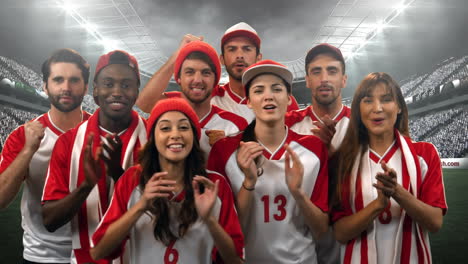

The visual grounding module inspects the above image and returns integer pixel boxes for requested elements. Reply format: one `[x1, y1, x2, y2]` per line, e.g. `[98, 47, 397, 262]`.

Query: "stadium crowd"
[0, 56, 43, 90]
[0, 105, 38, 152]
[401, 56, 468, 97]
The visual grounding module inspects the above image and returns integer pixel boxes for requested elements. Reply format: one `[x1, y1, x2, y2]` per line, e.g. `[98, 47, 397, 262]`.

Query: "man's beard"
[181, 87, 212, 105]
[225, 65, 243, 81]
[48, 92, 84, 112]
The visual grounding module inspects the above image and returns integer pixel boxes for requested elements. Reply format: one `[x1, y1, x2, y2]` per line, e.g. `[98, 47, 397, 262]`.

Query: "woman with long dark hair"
[208, 60, 329, 263]
[331, 72, 447, 263]
[90, 98, 243, 263]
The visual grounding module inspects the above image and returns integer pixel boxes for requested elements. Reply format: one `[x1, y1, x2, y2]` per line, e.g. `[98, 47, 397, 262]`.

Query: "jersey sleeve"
[42, 131, 73, 202]
[0, 126, 25, 175]
[416, 142, 448, 215]
[209, 173, 244, 262]
[331, 177, 353, 223]
[309, 137, 329, 213]
[92, 166, 141, 260]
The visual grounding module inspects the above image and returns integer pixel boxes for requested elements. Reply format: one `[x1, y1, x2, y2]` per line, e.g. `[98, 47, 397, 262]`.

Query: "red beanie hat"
[146, 98, 201, 140]
[173, 41, 221, 86]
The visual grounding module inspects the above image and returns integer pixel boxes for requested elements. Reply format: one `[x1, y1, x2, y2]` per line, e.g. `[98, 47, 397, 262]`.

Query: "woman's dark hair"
[138, 114, 206, 246]
[331, 72, 409, 209]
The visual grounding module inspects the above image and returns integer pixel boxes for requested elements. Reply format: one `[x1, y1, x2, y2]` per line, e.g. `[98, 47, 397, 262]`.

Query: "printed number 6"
[164, 240, 179, 264]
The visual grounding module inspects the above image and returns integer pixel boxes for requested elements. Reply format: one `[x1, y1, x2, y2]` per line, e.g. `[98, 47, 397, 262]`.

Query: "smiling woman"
[90, 98, 244, 264]
[331, 72, 447, 264]
[207, 60, 330, 263]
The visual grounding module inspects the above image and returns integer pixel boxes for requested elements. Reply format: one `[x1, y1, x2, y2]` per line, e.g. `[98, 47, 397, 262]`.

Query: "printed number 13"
[261, 195, 287, 223]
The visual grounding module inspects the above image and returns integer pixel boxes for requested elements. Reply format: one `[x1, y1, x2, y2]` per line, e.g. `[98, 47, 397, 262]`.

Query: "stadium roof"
[55, 0, 415, 80]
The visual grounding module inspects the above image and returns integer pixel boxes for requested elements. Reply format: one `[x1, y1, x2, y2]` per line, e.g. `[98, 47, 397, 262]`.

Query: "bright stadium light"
[60, 1, 75, 14]
[100, 38, 118, 51]
[83, 23, 97, 34]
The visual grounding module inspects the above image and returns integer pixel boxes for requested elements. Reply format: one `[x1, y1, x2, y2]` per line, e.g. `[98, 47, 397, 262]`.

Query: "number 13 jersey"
[207, 128, 329, 264]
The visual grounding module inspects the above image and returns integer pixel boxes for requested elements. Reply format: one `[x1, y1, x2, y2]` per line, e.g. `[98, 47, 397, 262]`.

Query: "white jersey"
[211, 83, 300, 124]
[92, 166, 244, 264]
[285, 105, 351, 150]
[207, 129, 329, 264]
[0, 111, 89, 263]
[332, 134, 447, 264]
[285, 105, 350, 264]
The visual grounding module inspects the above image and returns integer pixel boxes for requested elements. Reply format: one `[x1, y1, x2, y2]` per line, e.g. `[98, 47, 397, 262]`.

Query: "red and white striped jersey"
[0, 111, 90, 263]
[92, 165, 244, 263]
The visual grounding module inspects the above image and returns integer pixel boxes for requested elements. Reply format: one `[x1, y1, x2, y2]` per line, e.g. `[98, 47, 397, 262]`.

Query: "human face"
[94, 64, 139, 122]
[305, 54, 347, 107]
[359, 83, 401, 141]
[247, 74, 291, 124]
[178, 59, 215, 105]
[45, 62, 87, 112]
[221, 37, 261, 81]
[155, 111, 194, 164]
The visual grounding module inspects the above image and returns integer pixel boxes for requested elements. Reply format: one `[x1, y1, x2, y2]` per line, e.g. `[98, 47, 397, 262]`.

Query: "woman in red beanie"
[90, 98, 244, 264]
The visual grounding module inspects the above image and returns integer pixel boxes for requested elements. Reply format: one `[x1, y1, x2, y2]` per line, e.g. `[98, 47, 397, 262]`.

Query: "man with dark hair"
[136, 22, 299, 123]
[286, 43, 350, 264]
[212, 22, 299, 122]
[139, 40, 247, 158]
[0, 48, 91, 264]
[42, 50, 147, 264]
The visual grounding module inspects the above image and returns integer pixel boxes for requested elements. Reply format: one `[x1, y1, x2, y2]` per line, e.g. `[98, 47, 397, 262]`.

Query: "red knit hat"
[146, 98, 201, 140]
[242, 59, 293, 95]
[173, 41, 221, 87]
[221, 22, 261, 50]
[94, 50, 140, 84]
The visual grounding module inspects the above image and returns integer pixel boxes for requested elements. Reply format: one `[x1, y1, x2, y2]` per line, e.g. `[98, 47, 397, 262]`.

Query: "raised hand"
[236, 141, 264, 189]
[140, 172, 176, 210]
[179, 34, 204, 50]
[23, 121, 45, 152]
[83, 133, 103, 188]
[100, 134, 124, 181]
[311, 115, 337, 148]
[284, 144, 305, 197]
[193, 176, 219, 221]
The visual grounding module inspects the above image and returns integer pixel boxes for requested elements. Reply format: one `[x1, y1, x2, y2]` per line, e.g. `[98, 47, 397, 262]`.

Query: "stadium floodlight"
[83, 23, 97, 34]
[395, 3, 409, 14]
[59, 1, 75, 14]
[100, 38, 118, 51]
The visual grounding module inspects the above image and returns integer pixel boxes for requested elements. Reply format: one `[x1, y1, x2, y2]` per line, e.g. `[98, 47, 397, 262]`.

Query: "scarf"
[342, 130, 431, 264]
[68, 109, 147, 259]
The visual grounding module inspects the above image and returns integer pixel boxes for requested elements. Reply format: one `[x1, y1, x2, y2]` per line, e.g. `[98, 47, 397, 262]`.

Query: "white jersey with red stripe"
[0, 111, 89, 263]
[285, 105, 350, 150]
[211, 83, 300, 124]
[207, 128, 329, 264]
[164, 91, 248, 159]
[332, 137, 447, 264]
[92, 165, 244, 263]
[42, 110, 146, 264]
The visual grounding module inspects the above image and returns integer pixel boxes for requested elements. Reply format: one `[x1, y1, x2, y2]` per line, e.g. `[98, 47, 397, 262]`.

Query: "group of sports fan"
[0, 22, 447, 264]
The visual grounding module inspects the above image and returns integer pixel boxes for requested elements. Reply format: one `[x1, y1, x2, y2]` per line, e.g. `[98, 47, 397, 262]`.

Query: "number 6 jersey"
[207, 128, 329, 264]
[92, 165, 244, 264]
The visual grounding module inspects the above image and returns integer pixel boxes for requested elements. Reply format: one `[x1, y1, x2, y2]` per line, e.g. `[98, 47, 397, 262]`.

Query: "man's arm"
[42, 134, 102, 232]
[136, 34, 203, 112]
[0, 122, 44, 209]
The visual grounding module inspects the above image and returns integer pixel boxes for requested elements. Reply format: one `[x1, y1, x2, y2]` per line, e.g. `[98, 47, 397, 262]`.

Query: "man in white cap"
[136, 22, 299, 123]
[211, 22, 299, 123]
